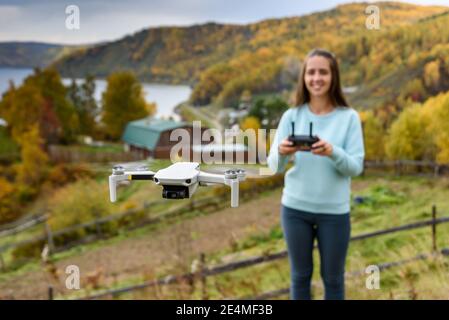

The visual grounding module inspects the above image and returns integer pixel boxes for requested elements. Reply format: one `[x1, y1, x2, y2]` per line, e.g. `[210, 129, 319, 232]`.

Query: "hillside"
[0, 173, 448, 299]
[343, 10, 449, 110]
[51, 2, 447, 87]
[0, 42, 84, 68]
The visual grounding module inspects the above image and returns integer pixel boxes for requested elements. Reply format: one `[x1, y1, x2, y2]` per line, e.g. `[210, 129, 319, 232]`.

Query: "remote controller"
[287, 121, 319, 151]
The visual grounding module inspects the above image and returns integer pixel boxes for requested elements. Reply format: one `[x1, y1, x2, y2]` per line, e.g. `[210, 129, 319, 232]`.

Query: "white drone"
[109, 162, 246, 207]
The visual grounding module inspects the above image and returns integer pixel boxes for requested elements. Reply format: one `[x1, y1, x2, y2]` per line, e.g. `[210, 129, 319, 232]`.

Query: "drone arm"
[123, 170, 155, 181]
[109, 170, 155, 202]
[198, 172, 240, 208]
[198, 172, 225, 184]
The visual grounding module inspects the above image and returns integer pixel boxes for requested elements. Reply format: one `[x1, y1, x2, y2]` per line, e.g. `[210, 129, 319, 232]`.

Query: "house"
[122, 118, 208, 159]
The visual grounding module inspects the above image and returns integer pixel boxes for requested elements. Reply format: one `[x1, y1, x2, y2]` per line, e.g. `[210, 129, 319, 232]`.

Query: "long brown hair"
[295, 48, 349, 108]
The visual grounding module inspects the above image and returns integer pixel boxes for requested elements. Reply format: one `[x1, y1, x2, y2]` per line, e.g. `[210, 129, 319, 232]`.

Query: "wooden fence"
[0, 175, 285, 271]
[1, 161, 448, 298]
[363, 160, 449, 177]
[48, 145, 145, 163]
[67, 205, 449, 300]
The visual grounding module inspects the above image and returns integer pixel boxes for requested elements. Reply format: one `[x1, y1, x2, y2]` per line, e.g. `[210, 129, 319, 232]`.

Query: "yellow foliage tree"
[360, 111, 385, 161]
[0, 177, 20, 224]
[420, 92, 449, 163]
[239, 116, 261, 150]
[385, 104, 434, 161]
[102, 71, 148, 140]
[423, 60, 440, 88]
[145, 101, 157, 118]
[48, 179, 113, 233]
[16, 124, 49, 187]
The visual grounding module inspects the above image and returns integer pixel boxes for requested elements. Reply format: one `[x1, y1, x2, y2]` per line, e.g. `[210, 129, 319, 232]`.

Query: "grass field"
[1, 169, 449, 299]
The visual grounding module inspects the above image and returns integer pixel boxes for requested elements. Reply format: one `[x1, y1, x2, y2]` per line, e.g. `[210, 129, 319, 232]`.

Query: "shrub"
[47, 179, 116, 243]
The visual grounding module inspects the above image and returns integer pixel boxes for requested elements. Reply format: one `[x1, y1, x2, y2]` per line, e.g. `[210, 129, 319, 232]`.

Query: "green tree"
[102, 71, 149, 140]
[67, 75, 98, 136]
[249, 97, 289, 129]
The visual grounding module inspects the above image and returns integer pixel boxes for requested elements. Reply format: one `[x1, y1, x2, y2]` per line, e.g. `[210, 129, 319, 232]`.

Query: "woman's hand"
[278, 138, 311, 155]
[311, 138, 333, 157]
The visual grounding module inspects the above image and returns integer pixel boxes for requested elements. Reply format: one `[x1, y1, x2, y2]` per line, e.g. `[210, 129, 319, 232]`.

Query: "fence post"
[0, 250, 5, 272]
[434, 164, 440, 178]
[94, 211, 103, 239]
[199, 253, 208, 300]
[45, 222, 55, 254]
[48, 285, 54, 300]
[432, 205, 437, 252]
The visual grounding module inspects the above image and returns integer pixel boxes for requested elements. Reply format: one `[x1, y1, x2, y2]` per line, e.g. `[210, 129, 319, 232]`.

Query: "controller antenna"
[291, 122, 295, 135]
[309, 122, 313, 137]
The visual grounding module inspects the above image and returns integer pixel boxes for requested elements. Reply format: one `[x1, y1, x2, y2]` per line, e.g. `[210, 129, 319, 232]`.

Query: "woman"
[267, 48, 365, 300]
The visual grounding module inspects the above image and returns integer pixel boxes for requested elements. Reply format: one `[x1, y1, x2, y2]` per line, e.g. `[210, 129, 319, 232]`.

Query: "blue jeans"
[281, 205, 351, 300]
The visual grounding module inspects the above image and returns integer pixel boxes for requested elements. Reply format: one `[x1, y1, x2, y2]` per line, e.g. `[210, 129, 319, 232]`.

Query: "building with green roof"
[122, 118, 207, 159]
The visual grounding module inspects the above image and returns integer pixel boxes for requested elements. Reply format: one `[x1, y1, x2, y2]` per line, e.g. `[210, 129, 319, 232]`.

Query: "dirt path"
[0, 190, 283, 299]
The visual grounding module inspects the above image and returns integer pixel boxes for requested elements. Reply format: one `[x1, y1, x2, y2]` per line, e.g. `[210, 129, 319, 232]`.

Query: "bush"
[45, 163, 93, 188]
[47, 178, 116, 243]
[0, 177, 22, 224]
[213, 173, 284, 199]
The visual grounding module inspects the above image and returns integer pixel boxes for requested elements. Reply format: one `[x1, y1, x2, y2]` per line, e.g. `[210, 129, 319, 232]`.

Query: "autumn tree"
[101, 71, 149, 140]
[190, 63, 238, 106]
[423, 60, 440, 88]
[0, 83, 45, 142]
[15, 124, 49, 187]
[0, 177, 20, 224]
[239, 116, 261, 150]
[359, 111, 385, 161]
[0, 68, 79, 145]
[420, 91, 449, 163]
[385, 104, 434, 161]
[24, 68, 79, 143]
[145, 101, 157, 118]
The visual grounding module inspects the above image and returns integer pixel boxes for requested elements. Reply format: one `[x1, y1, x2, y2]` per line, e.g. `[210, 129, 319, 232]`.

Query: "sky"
[1, 0, 448, 45]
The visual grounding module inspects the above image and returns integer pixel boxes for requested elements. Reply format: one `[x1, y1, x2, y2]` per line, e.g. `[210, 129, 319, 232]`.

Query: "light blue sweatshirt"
[267, 104, 365, 214]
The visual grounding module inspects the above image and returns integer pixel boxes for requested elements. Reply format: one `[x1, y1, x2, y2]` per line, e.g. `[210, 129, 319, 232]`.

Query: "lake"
[0, 67, 191, 121]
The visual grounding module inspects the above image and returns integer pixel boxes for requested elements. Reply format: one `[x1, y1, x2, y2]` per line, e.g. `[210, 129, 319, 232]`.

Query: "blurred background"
[1, 0, 449, 300]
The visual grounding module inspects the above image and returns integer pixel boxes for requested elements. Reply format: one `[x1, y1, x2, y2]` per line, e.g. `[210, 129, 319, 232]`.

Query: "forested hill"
[51, 2, 447, 86]
[0, 42, 83, 68]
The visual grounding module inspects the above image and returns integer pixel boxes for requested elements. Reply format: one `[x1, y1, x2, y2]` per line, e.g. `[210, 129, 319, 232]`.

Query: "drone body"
[109, 162, 245, 207]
